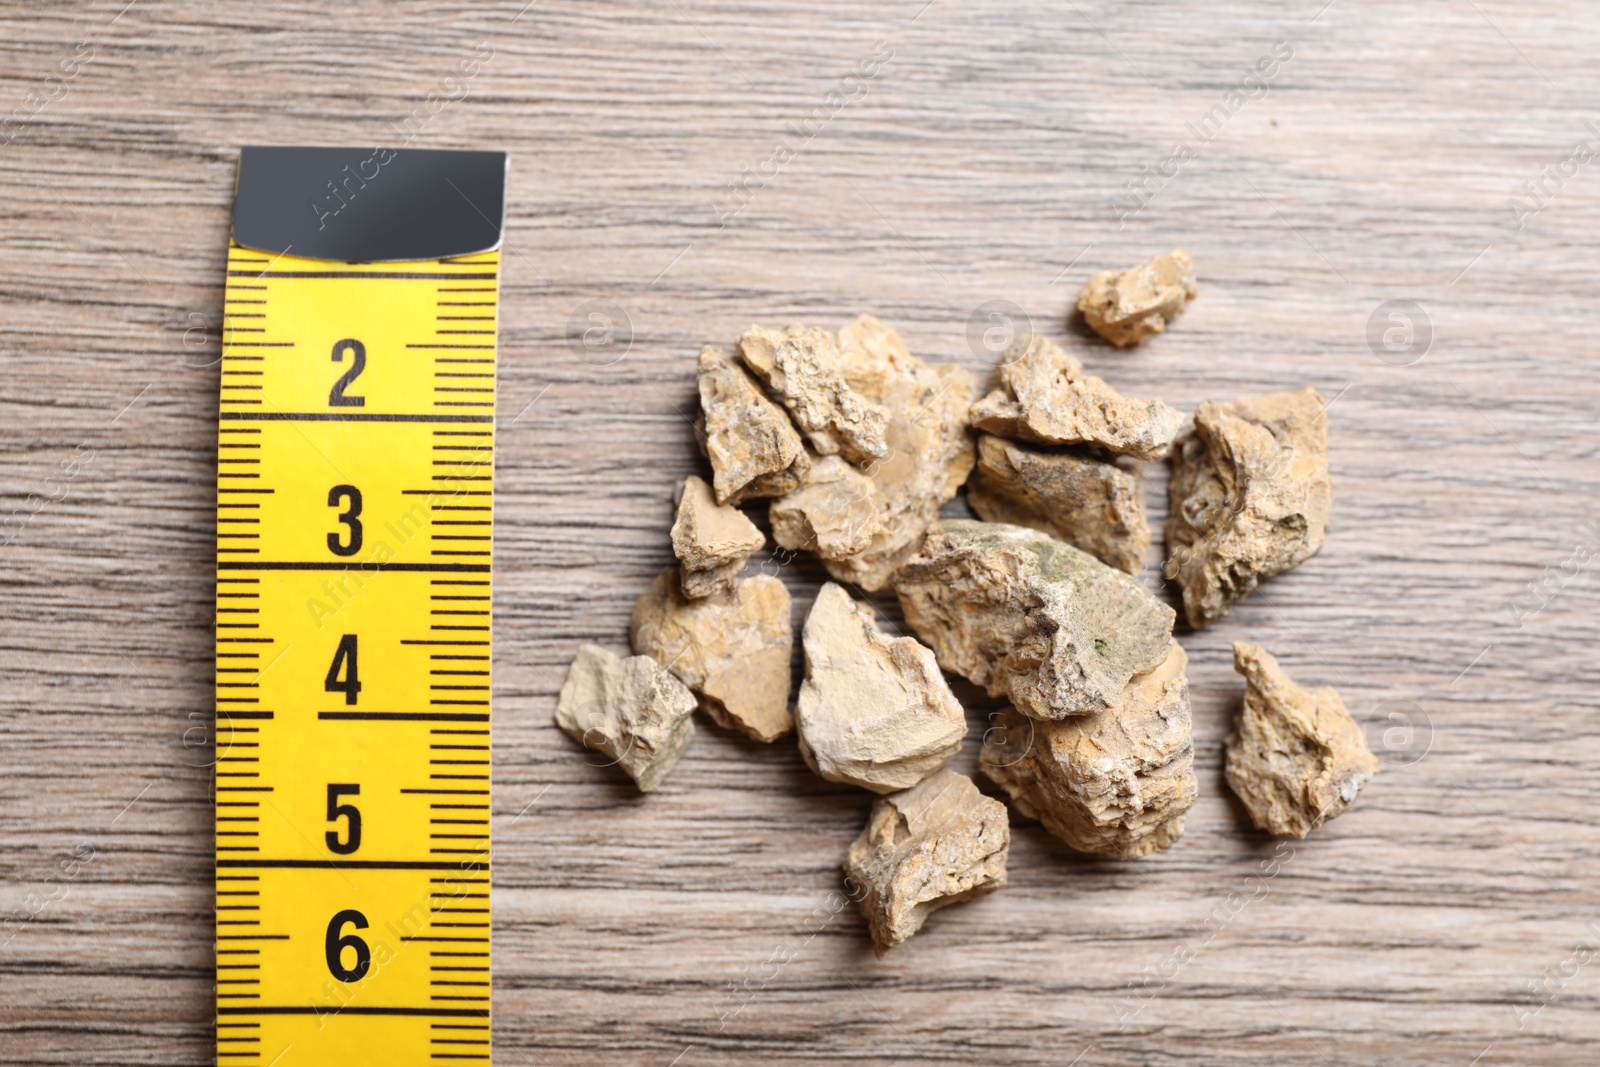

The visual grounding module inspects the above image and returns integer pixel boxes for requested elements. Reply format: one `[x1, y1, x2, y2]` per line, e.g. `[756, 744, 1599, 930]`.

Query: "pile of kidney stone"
[556, 250, 1380, 955]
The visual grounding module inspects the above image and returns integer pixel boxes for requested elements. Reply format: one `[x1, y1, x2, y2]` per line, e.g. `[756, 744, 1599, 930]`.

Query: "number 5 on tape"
[215, 146, 506, 1066]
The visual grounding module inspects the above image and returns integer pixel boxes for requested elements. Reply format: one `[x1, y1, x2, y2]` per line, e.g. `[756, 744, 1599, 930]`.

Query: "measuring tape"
[215, 147, 506, 1066]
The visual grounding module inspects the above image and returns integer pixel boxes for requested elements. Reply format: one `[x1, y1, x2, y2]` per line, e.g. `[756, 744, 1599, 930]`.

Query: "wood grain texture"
[3, 1, 1600, 1064]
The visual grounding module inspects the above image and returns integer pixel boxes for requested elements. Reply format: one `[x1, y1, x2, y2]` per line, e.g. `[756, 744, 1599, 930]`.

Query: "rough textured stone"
[979, 644, 1197, 858]
[670, 474, 765, 599]
[696, 345, 810, 505]
[1077, 247, 1198, 348]
[967, 432, 1149, 574]
[894, 520, 1175, 720]
[769, 455, 881, 559]
[1225, 643, 1379, 838]
[796, 583, 966, 794]
[554, 643, 698, 792]
[821, 315, 977, 591]
[1165, 388, 1332, 629]
[737, 324, 890, 465]
[630, 569, 794, 742]
[969, 333, 1181, 460]
[837, 312, 912, 395]
[843, 768, 1009, 956]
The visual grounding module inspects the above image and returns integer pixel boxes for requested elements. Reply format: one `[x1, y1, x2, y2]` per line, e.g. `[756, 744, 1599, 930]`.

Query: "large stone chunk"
[843, 768, 1009, 956]
[894, 520, 1174, 720]
[969, 334, 1181, 460]
[1077, 247, 1198, 348]
[696, 345, 810, 505]
[966, 432, 1149, 575]
[819, 316, 976, 591]
[769, 455, 881, 559]
[670, 474, 765, 599]
[979, 644, 1197, 858]
[1225, 643, 1378, 838]
[737, 324, 890, 465]
[1165, 388, 1331, 629]
[554, 643, 698, 792]
[796, 583, 966, 794]
[630, 569, 794, 742]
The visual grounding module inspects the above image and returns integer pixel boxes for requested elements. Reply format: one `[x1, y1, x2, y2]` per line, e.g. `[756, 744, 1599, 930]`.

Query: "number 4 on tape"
[215, 146, 506, 1066]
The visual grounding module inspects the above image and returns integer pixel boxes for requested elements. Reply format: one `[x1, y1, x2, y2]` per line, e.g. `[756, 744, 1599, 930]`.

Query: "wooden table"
[3, 2, 1598, 1063]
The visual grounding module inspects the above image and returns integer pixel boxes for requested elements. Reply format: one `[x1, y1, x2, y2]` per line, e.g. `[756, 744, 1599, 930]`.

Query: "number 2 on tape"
[216, 146, 506, 1066]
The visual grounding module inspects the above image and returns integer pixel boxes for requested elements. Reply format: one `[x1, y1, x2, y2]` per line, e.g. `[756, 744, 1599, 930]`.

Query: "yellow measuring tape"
[215, 147, 503, 1066]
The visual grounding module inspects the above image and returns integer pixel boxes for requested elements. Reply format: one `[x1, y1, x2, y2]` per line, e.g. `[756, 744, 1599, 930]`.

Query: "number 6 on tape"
[215, 146, 506, 1066]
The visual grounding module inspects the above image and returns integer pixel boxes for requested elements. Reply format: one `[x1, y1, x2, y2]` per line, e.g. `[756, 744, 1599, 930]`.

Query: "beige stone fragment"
[820, 316, 977, 591]
[967, 432, 1150, 574]
[825, 362, 975, 591]
[1077, 247, 1198, 348]
[630, 569, 794, 742]
[1165, 388, 1331, 629]
[554, 643, 697, 792]
[769, 456, 881, 559]
[968, 334, 1182, 460]
[670, 475, 765, 599]
[979, 644, 1197, 858]
[696, 346, 810, 505]
[843, 768, 1009, 956]
[836, 312, 912, 396]
[1225, 643, 1378, 838]
[894, 520, 1175, 720]
[737, 324, 890, 465]
[796, 583, 966, 794]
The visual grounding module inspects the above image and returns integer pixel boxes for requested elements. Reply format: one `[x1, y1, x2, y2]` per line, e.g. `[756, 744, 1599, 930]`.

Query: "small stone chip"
[630, 569, 794, 742]
[554, 643, 698, 793]
[670, 474, 766, 599]
[843, 768, 1009, 956]
[796, 583, 966, 794]
[1077, 247, 1198, 348]
[822, 316, 977, 591]
[966, 432, 1150, 574]
[836, 312, 912, 395]
[757, 315, 974, 591]
[696, 345, 811, 505]
[1225, 643, 1379, 838]
[969, 334, 1182, 460]
[769, 455, 882, 560]
[1166, 388, 1332, 629]
[737, 324, 891, 465]
[894, 520, 1175, 720]
[979, 644, 1197, 858]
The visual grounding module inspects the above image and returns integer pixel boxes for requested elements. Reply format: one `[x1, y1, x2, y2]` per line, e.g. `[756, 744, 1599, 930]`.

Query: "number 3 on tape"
[215, 147, 506, 1066]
